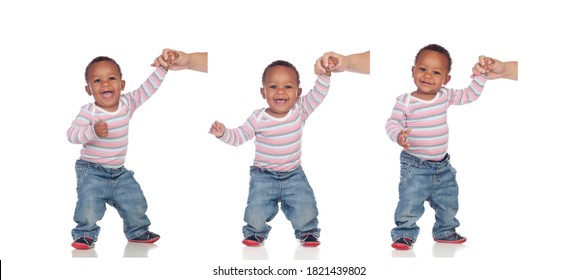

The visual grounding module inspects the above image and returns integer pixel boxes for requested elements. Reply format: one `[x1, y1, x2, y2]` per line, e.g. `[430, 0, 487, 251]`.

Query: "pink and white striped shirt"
[67, 67, 167, 168]
[386, 76, 487, 161]
[220, 75, 331, 172]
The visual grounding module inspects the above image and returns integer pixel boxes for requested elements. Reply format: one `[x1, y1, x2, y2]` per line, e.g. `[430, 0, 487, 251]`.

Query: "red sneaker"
[300, 234, 321, 247]
[242, 235, 265, 246]
[391, 237, 414, 250]
[71, 237, 95, 250]
[129, 231, 160, 243]
[434, 233, 467, 244]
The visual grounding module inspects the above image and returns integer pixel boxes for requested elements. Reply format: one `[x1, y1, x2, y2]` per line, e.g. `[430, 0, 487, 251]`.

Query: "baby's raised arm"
[152, 48, 208, 72]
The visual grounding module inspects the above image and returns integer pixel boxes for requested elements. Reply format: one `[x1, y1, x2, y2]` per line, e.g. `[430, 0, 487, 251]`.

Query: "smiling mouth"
[101, 91, 114, 99]
[274, 99, 287, 104]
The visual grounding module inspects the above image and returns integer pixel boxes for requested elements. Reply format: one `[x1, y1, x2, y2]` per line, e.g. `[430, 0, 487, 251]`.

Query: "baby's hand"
[327, 56, 338, 69]
[472, 55, 501, 79]
[480, 57, 495, 72]
[314, 52, 343, 75]
[152, 48, 181, 71]
[94, 119, 108, 138]
[323, 57, 338, 77]
[209, 121, 225, 138]
[165, 51, 179, 67]
[397, 128, 412, 148]
[472, 56, 490, 77]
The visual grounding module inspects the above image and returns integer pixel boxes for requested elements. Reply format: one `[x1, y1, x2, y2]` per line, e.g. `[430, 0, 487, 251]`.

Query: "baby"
[386, 44, 488, 250]
[67, 56, 169, 249]
[209, 59, 332, 247]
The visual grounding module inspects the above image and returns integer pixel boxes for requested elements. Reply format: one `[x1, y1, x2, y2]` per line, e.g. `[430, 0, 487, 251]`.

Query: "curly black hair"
[84, 56, 122, 83]
[261, 60, 300, 85]
[415, 44, 452, 72]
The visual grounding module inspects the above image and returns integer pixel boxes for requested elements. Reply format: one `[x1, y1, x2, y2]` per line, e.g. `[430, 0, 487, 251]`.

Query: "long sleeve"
[385, 95, 409, 143]
[220, 110, 260, 147]
[218, 75, 331, 171]
[446, 75, 487, 105]
[124, 66, 168, 116]
[67, 67, 168, 168]
[67, 104, 98, 144]
[299, 74, 330, 120]
[385, 75, 490, 161]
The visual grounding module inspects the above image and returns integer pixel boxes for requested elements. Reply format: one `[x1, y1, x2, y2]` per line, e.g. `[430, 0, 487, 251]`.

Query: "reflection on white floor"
[70, 248, 98, 258]
[122, 243, 159, 257]
[242, 245, 320, 260]
[71, 242, 159, 258]
[71, 241, 467, 259]
[390, 243, 465, 258]
[431, 243, 466, 258]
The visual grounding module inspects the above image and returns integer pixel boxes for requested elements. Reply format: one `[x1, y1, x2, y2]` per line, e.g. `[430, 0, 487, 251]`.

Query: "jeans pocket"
[399, 163, 412, 185]
[75, 164, 89, 185]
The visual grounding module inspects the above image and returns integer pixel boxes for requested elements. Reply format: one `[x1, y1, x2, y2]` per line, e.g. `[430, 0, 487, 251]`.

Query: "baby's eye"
[418, 67, 426, 72]
[94, 79, 101, 83]
[109, 77, 117, 81]
[433, 71, 441, 75]
[284, 85, 293, 89]
[269, 85, 277, 89]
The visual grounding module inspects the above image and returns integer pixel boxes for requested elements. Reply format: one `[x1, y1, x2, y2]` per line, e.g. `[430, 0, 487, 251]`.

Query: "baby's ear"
[260, 88, 266, 99]
[296, 88, 302, 97]
[121, 80, 126, 91]
[85, 85, 92, 96]
[443, 74, 452, 85]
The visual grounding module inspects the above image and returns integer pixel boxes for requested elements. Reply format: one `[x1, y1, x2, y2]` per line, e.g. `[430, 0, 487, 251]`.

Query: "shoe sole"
[129, 236, 160, 243]
[391, 243, 412, 250]
[434, 238, 466, 244]
[242, 240, 263, 247]
[71, 242, 93, 250]
[302, 241, 320, 247]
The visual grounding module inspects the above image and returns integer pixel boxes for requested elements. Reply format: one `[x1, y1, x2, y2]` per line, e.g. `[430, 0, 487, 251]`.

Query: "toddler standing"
[209, 60, 332, 247]
[67, 56, 171, 249]
[385, 44, 488, 250]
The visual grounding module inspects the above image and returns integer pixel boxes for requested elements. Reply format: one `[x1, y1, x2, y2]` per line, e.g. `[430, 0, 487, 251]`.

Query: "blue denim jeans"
[243, 166, 320, 240]
[71, 160, 151, 241]
[391, 151, 461, 242]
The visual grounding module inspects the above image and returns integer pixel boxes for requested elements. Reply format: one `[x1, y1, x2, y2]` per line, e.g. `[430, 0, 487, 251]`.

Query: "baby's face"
[85, 61, 125, 112]
[412, 50, 451, 96]
[260, 65, 302, 118]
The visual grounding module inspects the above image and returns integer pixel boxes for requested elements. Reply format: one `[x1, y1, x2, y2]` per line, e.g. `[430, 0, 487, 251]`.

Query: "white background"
[1, 0, 576, 279]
